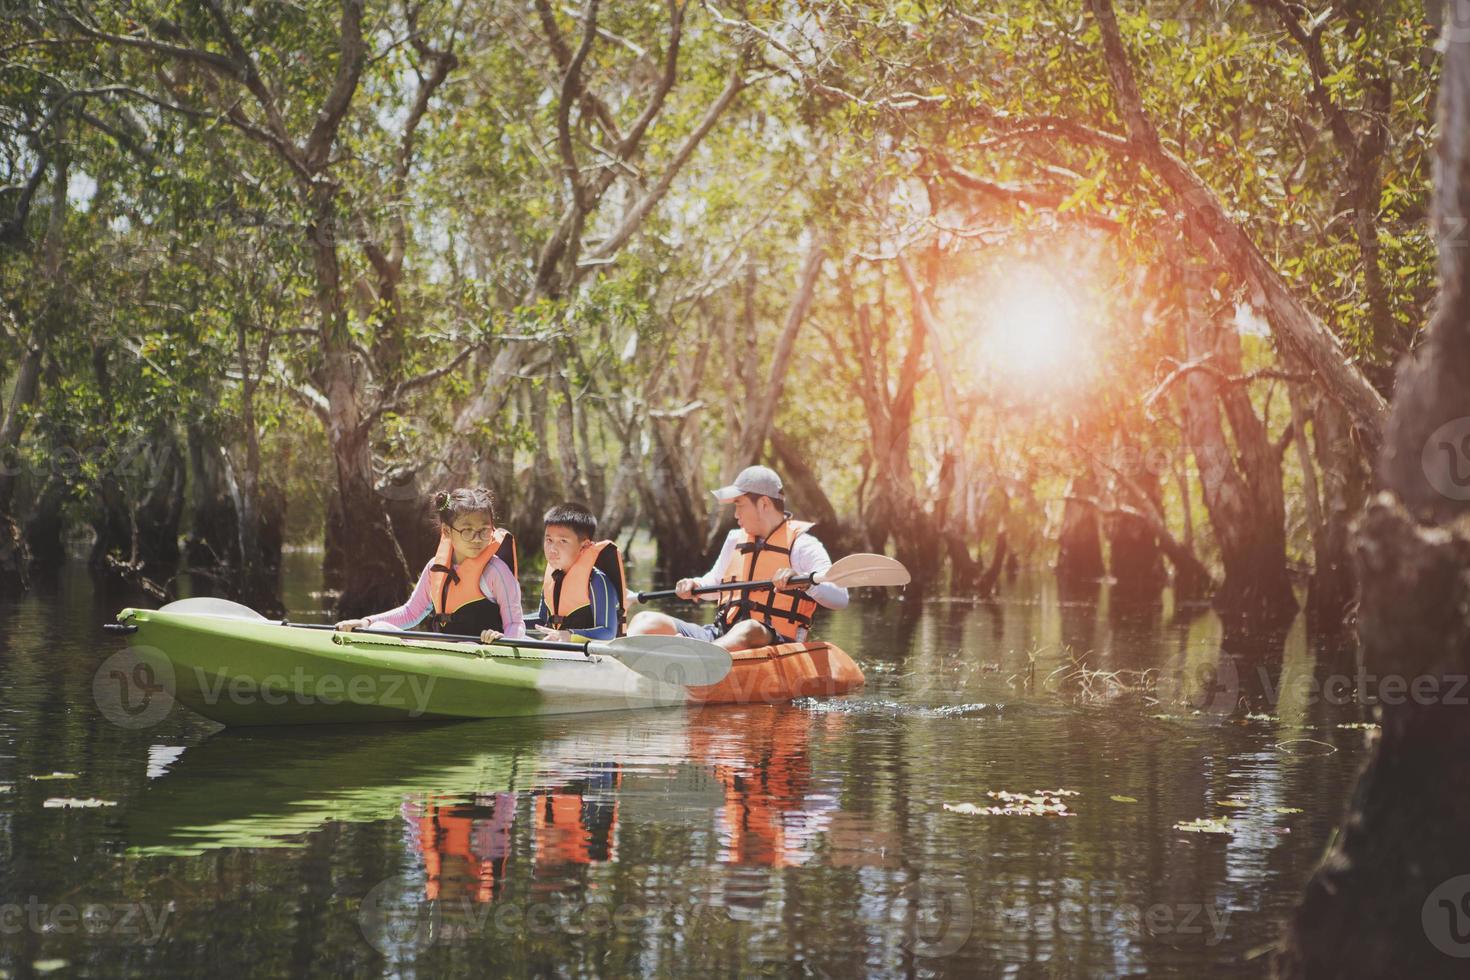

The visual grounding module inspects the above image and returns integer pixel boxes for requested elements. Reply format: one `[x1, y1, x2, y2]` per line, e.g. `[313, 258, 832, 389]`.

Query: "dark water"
[0, 556, 1371, 978]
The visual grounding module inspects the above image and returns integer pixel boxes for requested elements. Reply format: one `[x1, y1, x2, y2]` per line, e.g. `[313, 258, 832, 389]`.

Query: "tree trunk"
[23, 474, 65, 570]
[639, 418, 708, 580]
[705, 243, 827, 554]
[1057, 472, 1105, 582]
[1178, 265, 1297, 627]
[1274, 18, 1470, 977]
[0, 148, 68, 591]
[309, 190, 411, 617]
[1107, 456, 1168, 597]
[132, 428, 185, 575]
[185, 423, 241, 571]
[1306, 396, 1368, 634]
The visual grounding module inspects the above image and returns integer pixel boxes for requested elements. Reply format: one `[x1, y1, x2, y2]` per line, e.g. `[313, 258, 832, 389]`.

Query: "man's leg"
[628, 612, 723, 643]
[714, 619, 780, 652]
[627, 611, 679, 636]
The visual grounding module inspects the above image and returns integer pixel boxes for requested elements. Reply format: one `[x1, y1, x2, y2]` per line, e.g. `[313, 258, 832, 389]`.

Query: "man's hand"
[479, 628, 503, 644]
[624, 588, 640, 608]
[335, 618, 371, 632]
[674, 578, 699, 600]
[772, 568, 814, 592]
[534, 626, 575, 642]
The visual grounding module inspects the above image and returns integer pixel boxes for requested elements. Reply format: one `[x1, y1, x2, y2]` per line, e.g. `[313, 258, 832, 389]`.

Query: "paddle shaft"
[282, 620, 594, 654]
[637, 574, 817, 603]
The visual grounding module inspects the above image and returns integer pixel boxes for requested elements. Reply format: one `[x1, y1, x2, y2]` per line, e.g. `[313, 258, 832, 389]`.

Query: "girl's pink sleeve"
[366, 560, 435, 629]
[482, 557, 526, 637]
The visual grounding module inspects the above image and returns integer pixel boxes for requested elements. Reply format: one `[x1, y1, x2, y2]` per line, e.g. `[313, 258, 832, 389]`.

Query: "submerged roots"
[1044, 652, 1160, 706]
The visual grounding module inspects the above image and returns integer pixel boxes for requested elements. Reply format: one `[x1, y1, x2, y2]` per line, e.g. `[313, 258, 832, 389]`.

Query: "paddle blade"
[593, 635, 732, 687]
[819, 553, 911, 589]
[159, 597, 268, 620]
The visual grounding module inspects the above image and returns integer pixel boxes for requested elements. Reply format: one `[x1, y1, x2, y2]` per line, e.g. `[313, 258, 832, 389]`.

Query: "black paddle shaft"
[282, 620, 593, 653]
[636, 573, 817, 603]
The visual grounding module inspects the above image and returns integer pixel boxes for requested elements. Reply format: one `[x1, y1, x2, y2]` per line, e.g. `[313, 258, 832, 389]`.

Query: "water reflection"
[0, 565, 1379, 978]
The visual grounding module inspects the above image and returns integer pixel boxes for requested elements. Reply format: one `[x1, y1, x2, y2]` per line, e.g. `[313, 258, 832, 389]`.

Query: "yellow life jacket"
[717, 519, 818, 640]
[542, 540, 627, 635]
[427, 528, 517, 633]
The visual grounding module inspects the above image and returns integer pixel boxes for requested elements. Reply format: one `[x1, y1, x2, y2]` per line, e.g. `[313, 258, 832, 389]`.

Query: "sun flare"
[974, 267, 1092, 388]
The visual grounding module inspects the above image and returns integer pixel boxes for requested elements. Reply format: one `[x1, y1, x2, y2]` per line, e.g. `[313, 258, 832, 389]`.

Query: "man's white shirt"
[693, 528, 850, 610]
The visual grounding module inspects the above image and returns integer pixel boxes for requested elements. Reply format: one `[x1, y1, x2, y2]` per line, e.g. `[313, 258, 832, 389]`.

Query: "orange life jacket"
[417, 795, 514, 904]
[541, 540, 627, 635]
[426, 528, 517, 633]
[533, 782, 620, 867]
[717, 519, 818, 641]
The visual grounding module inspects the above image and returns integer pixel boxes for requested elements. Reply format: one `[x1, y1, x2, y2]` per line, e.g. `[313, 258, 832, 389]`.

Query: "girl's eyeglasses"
[451, 525, 494, 542]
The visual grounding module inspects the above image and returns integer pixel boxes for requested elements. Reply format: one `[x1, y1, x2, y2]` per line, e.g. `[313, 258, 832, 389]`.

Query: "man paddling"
[628, 466, 848, 652]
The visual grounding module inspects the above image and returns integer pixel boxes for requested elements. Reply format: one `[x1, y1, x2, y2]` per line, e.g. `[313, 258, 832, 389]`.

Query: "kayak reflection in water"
[408, 768, 621, 905]
[692, 707, 838, 868]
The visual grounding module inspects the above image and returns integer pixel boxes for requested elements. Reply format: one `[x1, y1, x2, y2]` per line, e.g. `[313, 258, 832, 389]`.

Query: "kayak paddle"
[636, 552, 910, 602]
[147, 597, 733, 687]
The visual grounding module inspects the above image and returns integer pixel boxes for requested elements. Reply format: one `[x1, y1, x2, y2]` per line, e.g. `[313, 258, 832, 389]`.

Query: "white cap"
[712, 465, 784, 502]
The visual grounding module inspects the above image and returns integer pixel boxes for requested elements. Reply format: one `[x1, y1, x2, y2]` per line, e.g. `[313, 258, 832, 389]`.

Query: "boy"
[483, 502, 625, 643]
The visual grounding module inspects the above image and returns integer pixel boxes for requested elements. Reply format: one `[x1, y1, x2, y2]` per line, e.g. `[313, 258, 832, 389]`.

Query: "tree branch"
[304, 0, 367, 171]
[1086, 0, 1387, 452]
[586, 50, 747, 262]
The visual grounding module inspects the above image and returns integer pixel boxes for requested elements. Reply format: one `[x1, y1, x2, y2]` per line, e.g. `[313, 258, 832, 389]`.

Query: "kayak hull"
[113, 609, 864, 726]
[687, 642, 865, 704]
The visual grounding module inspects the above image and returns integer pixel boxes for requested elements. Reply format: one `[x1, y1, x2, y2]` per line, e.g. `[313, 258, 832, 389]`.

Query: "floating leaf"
[32, 961, 68, 974]
[1110, 795, 1138, 804]
[43, 798, 118, 809]
[1336, 723, 1379, 731]
[1269, 807, 1304, 815]
[946, 788, 1079, 817]
[1175, 817, 1233, 834]
[28, 772, 78, 781]
[0, 784, 11, 793]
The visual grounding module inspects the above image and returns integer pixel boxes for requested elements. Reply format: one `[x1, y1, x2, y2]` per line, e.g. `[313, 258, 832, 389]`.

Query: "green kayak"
[111, 604, 698, 727]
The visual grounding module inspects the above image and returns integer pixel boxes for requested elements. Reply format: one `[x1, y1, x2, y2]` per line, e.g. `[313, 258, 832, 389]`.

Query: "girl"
[335, 486, 525, 638]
